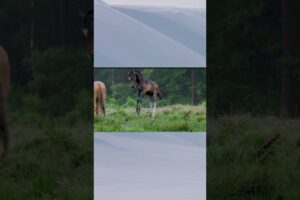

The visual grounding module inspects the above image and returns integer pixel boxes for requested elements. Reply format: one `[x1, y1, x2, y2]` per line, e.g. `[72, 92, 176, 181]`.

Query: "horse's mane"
[134, 70, 144, 82]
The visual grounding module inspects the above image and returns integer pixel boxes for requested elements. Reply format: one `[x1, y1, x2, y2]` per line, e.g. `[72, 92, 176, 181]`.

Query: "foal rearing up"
[128, 70, 162, 118]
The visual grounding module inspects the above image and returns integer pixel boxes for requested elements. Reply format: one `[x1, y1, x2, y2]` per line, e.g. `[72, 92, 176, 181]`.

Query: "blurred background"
[207, 0, 300, 199]
[94, 68, 205, 106]
[0, 1, 93, 199]
[94, 68, 206, 132]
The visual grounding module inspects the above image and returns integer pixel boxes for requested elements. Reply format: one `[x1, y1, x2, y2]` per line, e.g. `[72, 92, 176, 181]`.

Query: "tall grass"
[94, 103, 206, 132]
[0, 115, 93, 199]
[208, 114, 300, 199]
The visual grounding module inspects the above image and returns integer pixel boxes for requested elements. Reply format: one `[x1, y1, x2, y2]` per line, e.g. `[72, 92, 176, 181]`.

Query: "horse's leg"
[151, 102, 156, 118]
[97, 101, 101, 116]
[101, 105, 105, 117]
[151, 102, 157, 118]
[149, 101, 153, 116]
[136, 91, 142, 115]
[94, 97, 97, 115]
[136, 99, 140, 115]
[99, 93, 105, 117]
[151, 94, 157, 118]
[95, 97, 99, 115]
[102, 86, 106, 117]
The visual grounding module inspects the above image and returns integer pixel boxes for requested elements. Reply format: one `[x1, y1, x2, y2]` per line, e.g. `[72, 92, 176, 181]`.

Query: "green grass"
[0, 116, 93, 200]
[208, 114, 300, 200]
[94, 104, 206, 132]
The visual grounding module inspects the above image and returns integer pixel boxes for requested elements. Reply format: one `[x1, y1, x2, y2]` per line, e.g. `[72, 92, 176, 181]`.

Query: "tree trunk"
[191, 69, 197, 105]
[120, 69, 125, 82]
[29, 0, 34, 54]
[65, 0, 70, 47]
[51, 0, 60, 46]
[58, 0, 65, 47]
[281, 68, 295, 117]
[111, 69, 114, 86]
[280, 0, 296, 118]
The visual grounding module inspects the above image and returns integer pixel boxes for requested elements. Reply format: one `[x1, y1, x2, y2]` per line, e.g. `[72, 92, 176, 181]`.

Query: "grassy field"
[94, 103, 206, 132]
[0, 116, 93, 199]
[208, 114, 300, 199]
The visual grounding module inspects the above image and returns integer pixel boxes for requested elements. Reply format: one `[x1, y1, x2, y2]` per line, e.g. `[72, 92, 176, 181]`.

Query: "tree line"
[94, 68, 206, 106]
[208, 0, 300, 117]
[0, 0, 93, 118]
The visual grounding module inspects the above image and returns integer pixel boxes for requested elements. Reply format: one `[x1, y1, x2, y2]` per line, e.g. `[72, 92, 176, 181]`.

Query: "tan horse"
[0, 47, 10, 157]
[94, 81, 106, 116]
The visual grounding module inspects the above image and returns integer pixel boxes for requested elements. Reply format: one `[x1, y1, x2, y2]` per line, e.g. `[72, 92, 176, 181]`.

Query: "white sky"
[101, 0, 206, 9]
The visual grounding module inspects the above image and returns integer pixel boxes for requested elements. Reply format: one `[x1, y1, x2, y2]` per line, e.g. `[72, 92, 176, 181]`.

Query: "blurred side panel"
[0, 0, 93, 199]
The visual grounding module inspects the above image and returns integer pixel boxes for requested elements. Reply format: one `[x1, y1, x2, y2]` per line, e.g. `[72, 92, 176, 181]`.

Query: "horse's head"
[128, 70, 137, 88]
[81, 9, 93, 60]
[82, 10, 93, 37]
[128, 70, 144, 88]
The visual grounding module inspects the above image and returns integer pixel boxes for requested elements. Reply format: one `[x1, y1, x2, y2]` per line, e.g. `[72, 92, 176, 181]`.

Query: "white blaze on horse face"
[129, 79, 136, 88]
[128, 77, 131, 80]
[82, 28, 88, 37]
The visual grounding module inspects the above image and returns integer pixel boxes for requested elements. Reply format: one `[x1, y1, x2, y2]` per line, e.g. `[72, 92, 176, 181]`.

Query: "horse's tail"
[99, 85, 106, 106]
[99, 82, 106, 116]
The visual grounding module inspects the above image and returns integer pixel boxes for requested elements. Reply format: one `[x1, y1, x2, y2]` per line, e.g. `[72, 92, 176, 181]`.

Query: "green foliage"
[94, 68, 206, 106]
[4, 50, 93, 184]
[208, 0, 300, 116]
[22, 47, 92, 118]
[21, 94, 43, 113]
[93, 71, 207, 132]
[94, 104, 206, 132]
[0, 0, 92, 85]
[0, 2, 93, 198]
[208, 115, 300, 199]
[124, 96, 136, 107]
[0, 120, 93, 199]
[64, 89, 93, 125]
[110, 83, 136, 105]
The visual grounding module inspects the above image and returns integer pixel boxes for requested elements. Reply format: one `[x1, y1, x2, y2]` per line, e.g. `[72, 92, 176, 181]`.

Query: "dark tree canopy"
[208, 0, 300, 117]
[0, 0, 93, 118]
[94, 68, 206, 106]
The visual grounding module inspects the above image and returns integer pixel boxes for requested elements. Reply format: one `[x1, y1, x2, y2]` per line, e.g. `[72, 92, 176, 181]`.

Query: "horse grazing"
[128, 70, 162, 118]
[0, 47, 10, 158]
[94, 81, 106, 116]
[81, 9, 93, 60]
